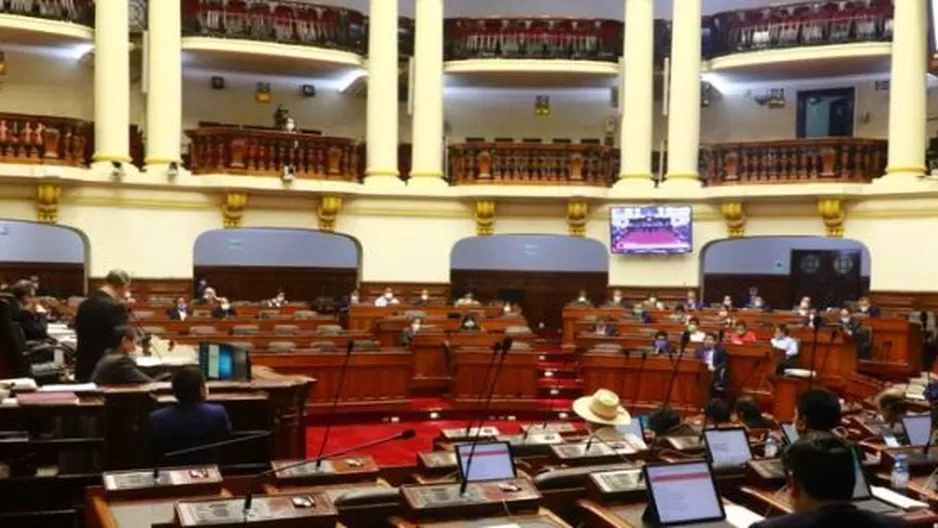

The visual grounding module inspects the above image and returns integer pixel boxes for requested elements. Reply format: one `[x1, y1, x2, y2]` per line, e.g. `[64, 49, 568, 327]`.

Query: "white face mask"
[719, 311, 728, 318]
[220, 303, 231, 311]
[800, 301, 809, 309]
[411, 323, 420, 330]
[841, 317, 850, 324]
[503, 305, 511, 312]
[859, 305, 868, 312]
[613, 295, 622, 302]
[385, 293, 393, 299]
[421, 294, 429, 300]
[578, 296, 586, 302]
[754, 300, 763, 307]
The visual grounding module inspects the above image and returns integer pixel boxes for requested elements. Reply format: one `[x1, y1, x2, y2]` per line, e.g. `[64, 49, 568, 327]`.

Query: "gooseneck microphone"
[153, 431, 271, 479]
[459, 337, 513, 497]
[661, 330, 691, 410]
[242, 429, 415, 513]
[314, 340, 355, 470]
[808, 314, 823, 390]
[629, 348, 649, 415]
[460, 339, 504, 439]
[817, 328, 839, 385]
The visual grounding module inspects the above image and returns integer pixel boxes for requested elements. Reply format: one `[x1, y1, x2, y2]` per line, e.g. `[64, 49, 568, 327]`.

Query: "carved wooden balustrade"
[186, 126, 361, 181]
[449, 142, 615, 186]
[0, 0, 94, 25]
[0, 113, 91, 166]
[703, 138, 887, 185]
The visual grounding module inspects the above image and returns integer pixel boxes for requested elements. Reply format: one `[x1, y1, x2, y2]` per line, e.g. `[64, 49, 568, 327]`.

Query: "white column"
[616, 0, 655, 188]
[663, 0, 702, 187]
[364, 0, 404, 186]
[880, 0, 928, 182]
[145, 0, 183, 176]
[409, 0, 447, 187]
[92, 0, 132, 170]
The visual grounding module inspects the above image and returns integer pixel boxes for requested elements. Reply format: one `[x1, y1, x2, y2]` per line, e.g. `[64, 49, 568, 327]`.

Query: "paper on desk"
[784, 368, 815, 379]
[0, 378, 37, 391]
[38, 383, 97, 393]
[484, 525, 522, 528]
[871, 486, 928, 510]
[722, 504, 764, 527]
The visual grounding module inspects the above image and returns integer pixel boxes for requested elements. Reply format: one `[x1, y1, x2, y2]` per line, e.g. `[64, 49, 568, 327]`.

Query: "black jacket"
[75, 291, 128, 382]
[11, 307, 48, 341]
[751, 503, 907, 528]
[90, 352, 153, 385]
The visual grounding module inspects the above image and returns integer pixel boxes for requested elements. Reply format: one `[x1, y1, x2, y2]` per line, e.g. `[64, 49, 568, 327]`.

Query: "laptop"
[900, 415, 932, 447]
[703, 427, 753, 469]
[197, 342, 251, 381]
[780, 422, 799, 445]
[851, 451, 900, 515]
[642, 461, 727, 525]
[455, 441, 516, 483]
[616, 416, 648, 450]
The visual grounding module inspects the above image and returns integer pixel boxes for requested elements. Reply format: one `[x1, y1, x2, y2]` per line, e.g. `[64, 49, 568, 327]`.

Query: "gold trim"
[884, 166, 927, 174]
[91, 153, 133, 163]
[36, 184, 61, 224]
[222, 192, 248, 228]
[566, 200, 588, 237]
[475, 200, 496, 236]
[364, 169, 401, 177]
[719, 201, 745, 238]
[318, 195, 343, 232]
[408, 171, 445, 178]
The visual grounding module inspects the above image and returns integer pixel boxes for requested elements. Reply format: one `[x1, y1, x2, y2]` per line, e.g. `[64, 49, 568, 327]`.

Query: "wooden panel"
[452, 269, 607, 331]
[359, 282, 451, 302]
[580, 353, 709, 415]
[870, 291, 938, 315]
[703, 273, 870, 309]
[0, 262, 84, 298]
[194, 266, 357, 304]
[451, 349, 540, 402]
[606, 286, 694, 304]
[88, 277, 191, 301]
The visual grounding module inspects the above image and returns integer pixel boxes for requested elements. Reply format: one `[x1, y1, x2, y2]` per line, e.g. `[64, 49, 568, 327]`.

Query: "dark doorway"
[789, 249, 863, 308]
[797, 87, 855, 138]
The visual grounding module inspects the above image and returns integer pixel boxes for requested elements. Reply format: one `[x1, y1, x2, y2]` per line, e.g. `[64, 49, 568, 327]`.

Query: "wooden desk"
[349, 305, 504, 334]
[410, 332, 534, 394]
[861, 318, 922, 378]
[579, 352, 709, 414]
[390, 508, 570, 527]
[578, 500, 764, 528]
[375, 316, 527, 347]
[171, 332, 371, 350]
[450, 348, 540, 408]
[85, 484, 234, 528]
[263, 481, 397, 528]
[141, 317, 339, 335]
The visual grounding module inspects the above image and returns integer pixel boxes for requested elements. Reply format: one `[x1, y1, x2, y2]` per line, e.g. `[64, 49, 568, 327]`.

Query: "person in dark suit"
[90, 325, 153, 385]
[734, 396, 776, 430]
[703, 397, 732, 427]
[856, 296, 881, 319]
[412, 289, 431, 307]
[696, 332, 728, 393]
[794, 388, 841, 435]
[401, 317, 422, 347]
[211, 298, 237, 320]
[10, 280, 48, 341]
[148, 366, 232, 465]
[167, 297, 190, 321]
[592, 317, 618, 337]
[751, 433, 905, 528]
[75, 270, 132, 382]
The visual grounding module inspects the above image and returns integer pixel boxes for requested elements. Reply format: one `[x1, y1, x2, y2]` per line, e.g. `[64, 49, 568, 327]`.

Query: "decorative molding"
[317, 195, 343, 232]
[475, 200, 496, 236]
[817, 198, 845, 238]
[36, 184, 61, 224]
[719, 201, 746, 238]
[222, 192, 248, 228]
[566, 200, 588, 237]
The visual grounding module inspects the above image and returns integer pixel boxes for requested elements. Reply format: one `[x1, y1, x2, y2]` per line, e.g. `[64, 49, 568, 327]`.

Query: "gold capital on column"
[318, 195, 343, 232]
[475, 200, 496, 236]
[567, 200, 588, 237]
[719, 202, 745, 238]
[817, 198, 845, 238]
[222, 192, 248, 228]
[36, 184, 61, 224]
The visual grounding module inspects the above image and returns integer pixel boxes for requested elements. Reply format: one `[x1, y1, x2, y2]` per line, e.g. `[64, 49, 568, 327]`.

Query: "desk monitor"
[703, 428, 753, 469]
[901, 415, 932, 447]
[198, 342, 251, 381]
[780, 422, 799, 444]
[455, 441, 516, 483]
[642, 461, 726, 526]
[851, 449, 873, 501]
[616, 417, 648, 450]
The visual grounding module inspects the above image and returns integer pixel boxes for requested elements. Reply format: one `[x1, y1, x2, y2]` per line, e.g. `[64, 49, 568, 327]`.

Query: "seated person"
[713, 306, 734, 327]
[696, 332, 728, 391]
[729, 320, 757, 344]
[856, 296, 881, 318]
[801, 307, 820, 328]
[668, 304, 687, 322]
[148, 367, 232, 465]
[211, 298, 237, 320]
[592, 317, 618, 337]
[644, 295, 664, 311]
[652, 330, 670, 355]
[460, 314, 482, 332]
[703, 397, 732, 428]
[572, 388, 631, 436]
[196, 287, 218, 305]
[838, 308, 863, 337]
[454, 292, 480, 307]
[374, 288, 400, 307]
[795, 388, 842, 435]
[167, 297, 189, 321]
[268, 289, 287, 308]
[771, 324, 800, 375]
[874, 388, 908, 436]
[647, 406, 697, 440]
[686, 318, 706, 343]
[412, 289, 431, 306]
[721, 295, 734, 309]
[501, 301, 518, 315]
[744, 286, 760, 308]
[401, 317, 422, 346]
[734, 396, 775, 430]
[751, 434, 905, 528]
[795, 296, 812, 317]
[631, 303, 652, 323]
[684, 290, 701, 311]
[90, 325, 154, 385]
[747, 295, 769, 312]
[10, 280, 48, 341]
[604, 289, 625, 308]
[568, 289, 593, 308]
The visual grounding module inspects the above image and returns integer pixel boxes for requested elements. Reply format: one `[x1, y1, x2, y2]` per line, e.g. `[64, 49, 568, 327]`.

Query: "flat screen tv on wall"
[609, 205, 693, 255]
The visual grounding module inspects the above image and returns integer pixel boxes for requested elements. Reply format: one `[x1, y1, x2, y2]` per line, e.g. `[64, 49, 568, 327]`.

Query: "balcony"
[702, 138, 887, 186]
[1, 0, 94, 43]
[448, 142, 616, 187]
[0, 113, 92, 167]
[186, 125, 361, 181]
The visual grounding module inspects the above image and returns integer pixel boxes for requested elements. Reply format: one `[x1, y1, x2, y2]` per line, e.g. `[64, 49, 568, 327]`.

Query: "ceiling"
[308, 0, 816, 20]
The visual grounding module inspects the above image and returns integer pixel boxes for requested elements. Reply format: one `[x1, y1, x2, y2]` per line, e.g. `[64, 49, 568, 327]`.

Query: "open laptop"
[704, 427, 753, 470]
[780, 422, 799, 445]
[850, 451, 900, 515]
[455, 441, 516, 483]
[900, 415, 932, 447]
[616, 416, 648, 450]
[642, 461, 763, 526]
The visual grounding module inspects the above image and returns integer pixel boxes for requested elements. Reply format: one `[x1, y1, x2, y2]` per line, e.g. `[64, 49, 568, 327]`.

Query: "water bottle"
[891, 455, 910, 490]
[764, 435, 779, 458]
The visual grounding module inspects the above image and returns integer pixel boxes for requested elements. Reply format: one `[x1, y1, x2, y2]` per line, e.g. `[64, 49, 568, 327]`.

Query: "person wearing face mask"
[714, 306, 734, 327]
[695, 333, 728, 393]
[838, 308, 862, 337]
[631, 303, 652, 323]
[501, 301, 515, 315]
[592, 317, 618, 337]
[686, 317, 706, 343]
[211, 298, 237, 320]
[855, 296, 880, 318]
[652, 331, 670, 355]
[412, 289, 431, 307]
[668, 304, 687, 322]
[401, 317, 422, 347]
[196, 287, 217, 305]
[644, 295, 664, 311]
[374, 288, 399, 307]
[729, 321, 757, 344]
[794, 296, 812, 316]
[167, 297, 189, 321]
[90, 325, 154, 385]
[684, 290, 701, 311]
[744, 286, 760, 308]
[747, 295, 768, 312]
[454, 292, 480, 307]
[605, 289, 626, 308]
[721, 295, 734, 310]
[771, 324, 800, 375]
[269, 289, 287, 308]
[569, 289, 593, 308]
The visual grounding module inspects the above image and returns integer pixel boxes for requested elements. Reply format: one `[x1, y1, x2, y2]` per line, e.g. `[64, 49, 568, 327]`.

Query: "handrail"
[186, 126, 361, 181]
[0, 0, 94, 26]
[0, 113, 92, 166]
[448, 142, 616, 186]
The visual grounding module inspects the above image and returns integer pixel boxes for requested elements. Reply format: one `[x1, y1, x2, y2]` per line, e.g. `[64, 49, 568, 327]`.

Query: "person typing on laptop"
[750, 434, 906, 528]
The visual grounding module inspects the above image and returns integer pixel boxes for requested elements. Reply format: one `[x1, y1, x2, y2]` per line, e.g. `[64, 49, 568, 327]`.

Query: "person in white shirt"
[771, 324, 800, 375]
[686, 318, 706, 343]
[454, 292, 480, 307]
[606, 289, 625, 307]
[374, 288, 399, 307]
[794, 296, 812, 317]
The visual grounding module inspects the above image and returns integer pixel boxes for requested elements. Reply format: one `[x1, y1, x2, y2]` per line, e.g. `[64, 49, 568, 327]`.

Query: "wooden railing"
[702, 138, 887, 185]
[0, 113, 91, 166]
[444, 17, 627, 62]
[707, 0, 893, 58]
[448, 142, 615, 186]
[0, 0, 93, 25]
[186, 127, 361, 180]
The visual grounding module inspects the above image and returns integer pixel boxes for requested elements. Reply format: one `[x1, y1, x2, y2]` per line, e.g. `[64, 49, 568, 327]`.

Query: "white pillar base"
[363, 174, 406, 187]
[614, 175, 657, 189]
[408, 175, 448, 188]
[660, 175, 702, 189]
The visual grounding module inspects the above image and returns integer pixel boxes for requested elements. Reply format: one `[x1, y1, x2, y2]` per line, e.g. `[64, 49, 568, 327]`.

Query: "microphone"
[817, 328, 839, 384]
[313, 340, 354, 470]
[738, 342, 773, 396]
[628, 348, 649, 415]
[661, 330, 691, 411]
[808, 315, 823, 390]
[153, 431, 271, 479]
[582, 432, 636, 464]
[460, 338, 504, 439]
[459, 338, 512, 497]
[242, 429, 415, 513]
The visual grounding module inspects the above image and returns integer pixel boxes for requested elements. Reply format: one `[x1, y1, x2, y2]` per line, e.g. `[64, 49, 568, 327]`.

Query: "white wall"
[193, 228, 358, 267]
[451, 235, 608, 272]
[0, 220, 85, 263]
[702, 236, 870, 276]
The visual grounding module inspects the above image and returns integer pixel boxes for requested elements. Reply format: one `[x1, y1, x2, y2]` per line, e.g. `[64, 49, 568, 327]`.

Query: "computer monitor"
[455, 441, 516, 483]
[198, 342, 251, 381]
[851, 449, 872, 501]
[643, 461, 726, 526]
[780, 422, 799, 444]
[703, 428, 753, 469]
[901, 415, 932, 447]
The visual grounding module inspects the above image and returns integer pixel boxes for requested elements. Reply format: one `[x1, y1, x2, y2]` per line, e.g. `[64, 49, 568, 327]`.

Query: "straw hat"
[572, 389, 631, 426]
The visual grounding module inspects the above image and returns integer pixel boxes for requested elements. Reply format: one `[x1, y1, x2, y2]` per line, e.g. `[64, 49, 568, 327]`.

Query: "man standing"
[75, 270, 131, 382]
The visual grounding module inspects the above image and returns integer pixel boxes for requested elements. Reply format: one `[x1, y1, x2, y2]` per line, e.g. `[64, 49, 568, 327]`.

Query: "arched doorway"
[700, 236, 871, 309]
[0, 220, 88, 297]
[193, 228, 361, 308]
[450, 235, 608, 330]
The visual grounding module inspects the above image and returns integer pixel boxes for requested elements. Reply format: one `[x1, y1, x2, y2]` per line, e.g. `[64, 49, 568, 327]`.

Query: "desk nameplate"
[586, 468, 646, 503]
[272, 456, 379, 485]
[102, 465, 222, 500]
[401, 478, 541, 521]
[441, 426, 501, 441]
[418, 451, 457, 471]
[175, 493, 336, 527]
[497, 433, 564, 456]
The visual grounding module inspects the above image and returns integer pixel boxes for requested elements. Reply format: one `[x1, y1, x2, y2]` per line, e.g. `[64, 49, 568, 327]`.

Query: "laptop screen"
[851, 450, 871, 500]
[781, 422, 799, 444]
[704, 428, 753, 468]
[455, 441, 515, 482]
[616, 419, 647, 449]
[644, 462, 726, 525]
[198, 342, 251, 381]
[901, 415, 932, 447]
